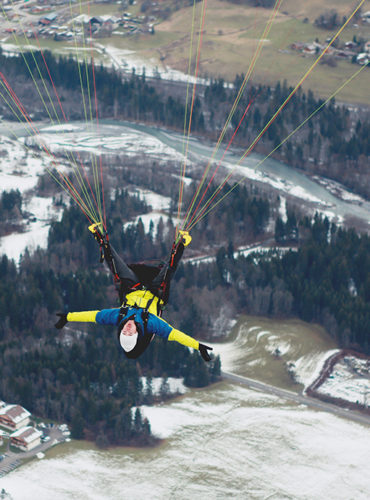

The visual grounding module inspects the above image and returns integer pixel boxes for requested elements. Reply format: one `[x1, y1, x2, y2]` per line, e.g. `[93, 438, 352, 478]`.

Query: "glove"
[199, 343, 213, 362]
[55, 313, 68, 329]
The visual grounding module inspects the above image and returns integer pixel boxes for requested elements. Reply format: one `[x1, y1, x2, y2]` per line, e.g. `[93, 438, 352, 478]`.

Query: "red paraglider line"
[30, 26, 103, 222]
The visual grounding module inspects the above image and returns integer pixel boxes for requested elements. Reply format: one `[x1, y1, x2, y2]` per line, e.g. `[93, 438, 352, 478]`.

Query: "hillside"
[110, 0, 370, 104]
[1, 0, 369, 105]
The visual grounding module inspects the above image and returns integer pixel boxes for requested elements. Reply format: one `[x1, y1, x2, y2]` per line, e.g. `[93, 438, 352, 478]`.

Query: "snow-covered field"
[1, 378, 369, 500]
[318, 356, 370, 405]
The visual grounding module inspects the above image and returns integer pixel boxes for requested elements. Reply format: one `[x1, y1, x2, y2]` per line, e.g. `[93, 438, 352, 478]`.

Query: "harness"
[92, 228, 182, 359]
[117, 290, 164, 335]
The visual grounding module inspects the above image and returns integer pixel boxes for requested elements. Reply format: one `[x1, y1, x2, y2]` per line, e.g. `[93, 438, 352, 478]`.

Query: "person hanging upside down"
[55, 224, 213, 362]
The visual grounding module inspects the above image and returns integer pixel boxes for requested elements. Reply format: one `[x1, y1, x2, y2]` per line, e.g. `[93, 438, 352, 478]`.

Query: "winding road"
[222, 370, 370, 426]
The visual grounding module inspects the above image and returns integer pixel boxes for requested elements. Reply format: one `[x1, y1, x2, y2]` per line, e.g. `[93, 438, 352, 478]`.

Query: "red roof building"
[10, 426, 42, 451]
[0, 404, 31, 431]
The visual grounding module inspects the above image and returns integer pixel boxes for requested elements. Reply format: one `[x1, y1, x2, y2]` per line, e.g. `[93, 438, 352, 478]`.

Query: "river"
[1, 119, 370, 229]
[1, 316, 369, 500]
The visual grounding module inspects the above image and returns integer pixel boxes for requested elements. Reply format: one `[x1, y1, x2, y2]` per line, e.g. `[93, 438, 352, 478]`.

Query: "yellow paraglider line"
[176, 0, 208, 240]
[180, 0, 283, 232]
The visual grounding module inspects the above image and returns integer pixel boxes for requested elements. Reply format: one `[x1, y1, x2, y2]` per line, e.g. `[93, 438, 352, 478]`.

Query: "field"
[74, 0, 370, 104]
[148, 0, 370, 104]
[217, 315, 337, 391]
[2, 0, 370, 104]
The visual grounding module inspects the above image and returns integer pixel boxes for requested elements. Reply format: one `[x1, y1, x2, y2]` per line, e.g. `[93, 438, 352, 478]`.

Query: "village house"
[10, 426, 42, 452]
[39, 13, 58, 26]
[0, 404, 31, 431]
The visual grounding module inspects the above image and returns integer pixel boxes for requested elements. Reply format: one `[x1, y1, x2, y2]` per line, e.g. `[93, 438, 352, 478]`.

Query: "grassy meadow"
[4, 0, 370, 104]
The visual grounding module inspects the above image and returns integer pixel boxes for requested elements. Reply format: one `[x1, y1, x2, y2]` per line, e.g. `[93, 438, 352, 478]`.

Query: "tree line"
[0, 48, 205, 130]
[204, 77, 369, 198]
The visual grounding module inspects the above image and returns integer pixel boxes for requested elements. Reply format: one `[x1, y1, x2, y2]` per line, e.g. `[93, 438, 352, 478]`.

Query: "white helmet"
[119, 331, 138, 352]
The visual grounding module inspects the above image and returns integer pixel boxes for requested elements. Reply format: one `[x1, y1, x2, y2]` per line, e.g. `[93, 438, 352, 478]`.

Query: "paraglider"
[55, 224, 213, 361]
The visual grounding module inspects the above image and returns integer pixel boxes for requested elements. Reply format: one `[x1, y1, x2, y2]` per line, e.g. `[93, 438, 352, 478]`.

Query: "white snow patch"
[293, 349, 339, 390]
[141, 377, 187, 397]
[133, 188, 171, 211]
[279, 195, 287, 222]
[40, 124, 82, 133]
[313, 175, 366, 204]
[101, 44, 210, 85]
[318, 356, 370, 405]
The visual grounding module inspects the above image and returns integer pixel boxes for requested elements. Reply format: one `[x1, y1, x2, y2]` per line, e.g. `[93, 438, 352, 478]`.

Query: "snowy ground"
[312, 175, 367, 205]
[0, 135, 65, 261]
[219, 156, 338, 212]
[98, 43, 211, 85]
[1, 383, 369, 500]
[122, 187, 177, 236]
[185, 242, 296, 266]
[140, 377, 188, 398]
[318, 356, 370, 406]
[293, 349, 340, 390]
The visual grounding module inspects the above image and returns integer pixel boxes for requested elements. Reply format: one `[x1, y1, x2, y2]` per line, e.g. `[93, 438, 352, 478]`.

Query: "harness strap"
[118, 292, 162, 340]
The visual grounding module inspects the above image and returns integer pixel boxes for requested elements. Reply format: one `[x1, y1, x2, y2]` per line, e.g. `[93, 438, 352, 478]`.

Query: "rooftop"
[10, 426, 42, 443]
[0, 404, 31, 423]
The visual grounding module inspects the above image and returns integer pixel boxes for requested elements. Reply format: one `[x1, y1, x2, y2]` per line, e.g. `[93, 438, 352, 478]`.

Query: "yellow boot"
[179, 230, 192, 247]
[88, 222, 104, 235]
